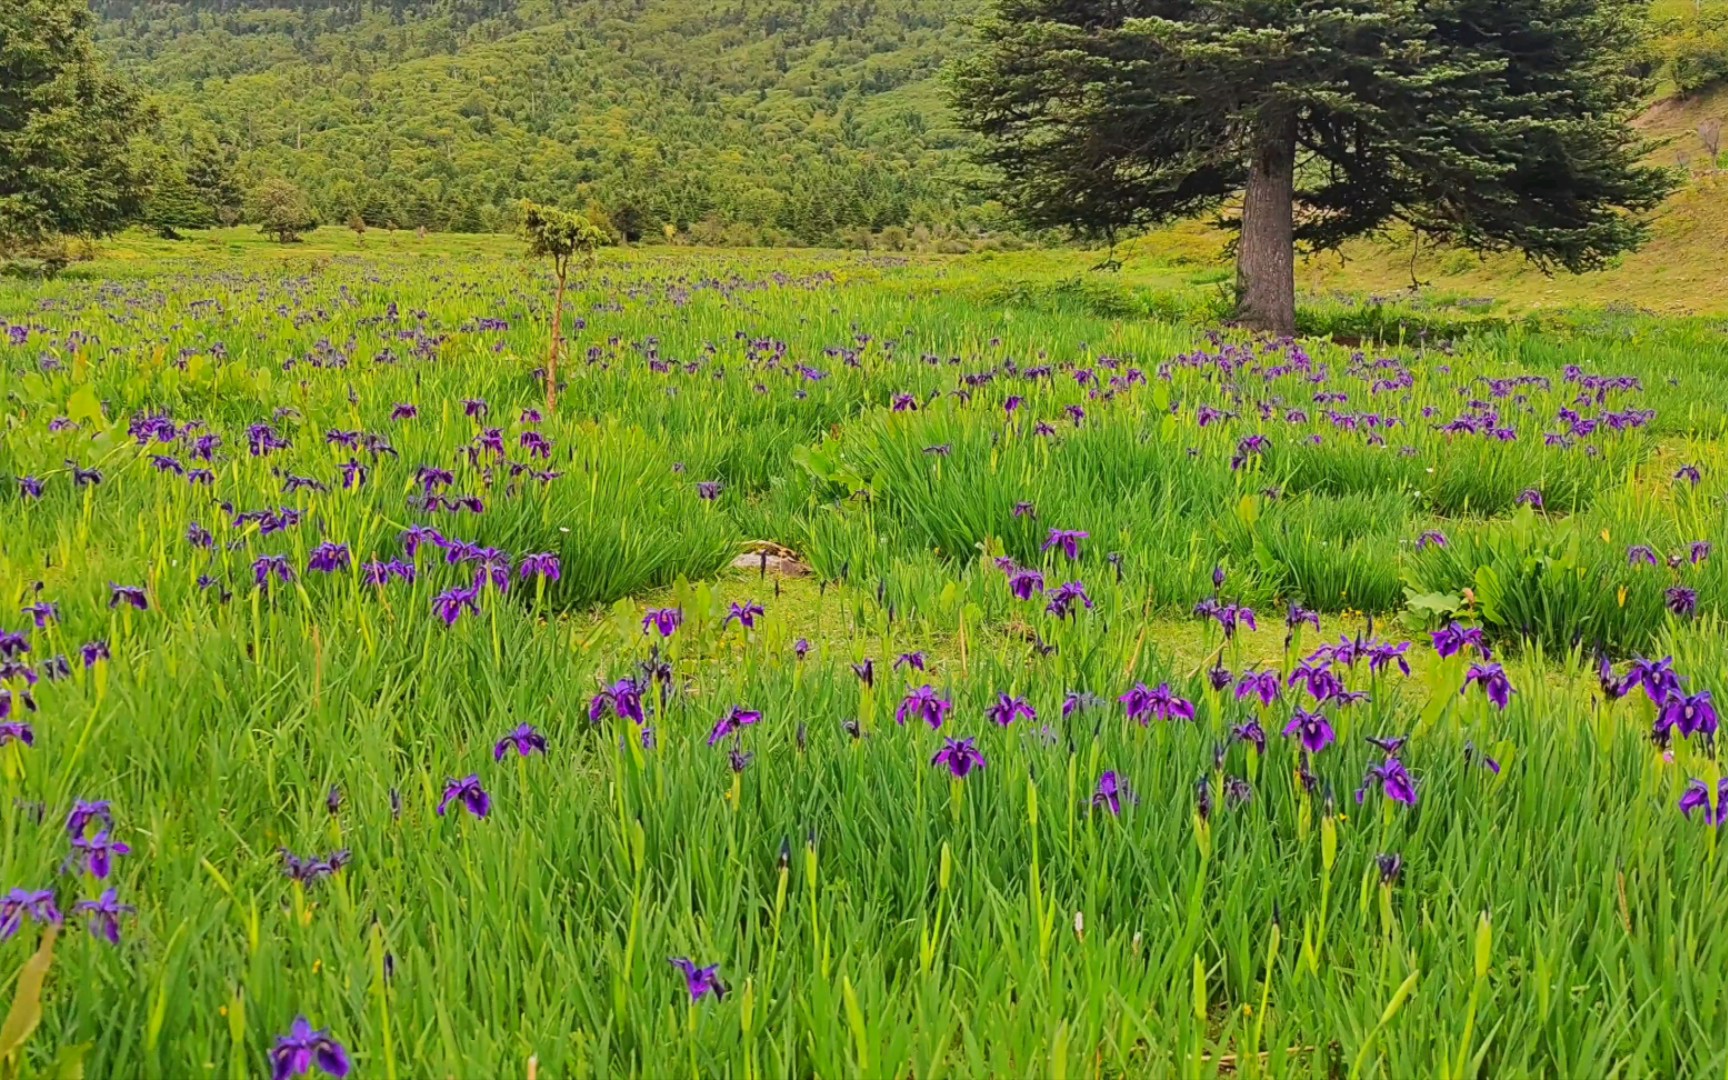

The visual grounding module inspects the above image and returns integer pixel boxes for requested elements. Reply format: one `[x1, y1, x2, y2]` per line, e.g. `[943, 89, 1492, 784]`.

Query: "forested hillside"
[93, 0, 992, 242]
[85, 0, 1728, 249]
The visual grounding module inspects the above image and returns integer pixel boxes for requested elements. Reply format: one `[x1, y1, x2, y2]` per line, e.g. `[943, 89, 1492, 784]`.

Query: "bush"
[249, 178, 319, 243]
[1652, 11, 1728, 96]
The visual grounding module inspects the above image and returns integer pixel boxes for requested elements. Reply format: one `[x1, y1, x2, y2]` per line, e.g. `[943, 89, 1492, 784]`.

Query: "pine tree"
[185, 141, 245, 226]
[1, 0, 152, 255]
[952, 0, 1678, 334]
[145, 160, 215, 239]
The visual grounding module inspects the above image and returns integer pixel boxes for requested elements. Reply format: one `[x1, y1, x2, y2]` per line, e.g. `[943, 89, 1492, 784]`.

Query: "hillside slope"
[98, 0, 989, 241]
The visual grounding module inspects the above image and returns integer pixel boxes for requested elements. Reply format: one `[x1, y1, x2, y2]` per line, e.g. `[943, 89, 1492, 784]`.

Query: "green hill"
[95, 0, 1728, 276]
[96, 0, 992, 242]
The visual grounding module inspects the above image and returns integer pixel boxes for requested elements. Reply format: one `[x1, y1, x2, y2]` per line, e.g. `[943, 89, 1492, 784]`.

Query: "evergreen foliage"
[1, 0, 153, 254]
[91, 0, 995, 243]
[952, 0, 1680, 332]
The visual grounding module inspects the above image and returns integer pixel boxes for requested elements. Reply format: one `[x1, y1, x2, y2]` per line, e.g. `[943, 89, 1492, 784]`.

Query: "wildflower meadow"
[4, 241, 1728, 1076]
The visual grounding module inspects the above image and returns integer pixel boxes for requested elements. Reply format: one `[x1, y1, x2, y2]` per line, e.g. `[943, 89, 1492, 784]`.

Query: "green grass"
[3, 238, 1728, 1077]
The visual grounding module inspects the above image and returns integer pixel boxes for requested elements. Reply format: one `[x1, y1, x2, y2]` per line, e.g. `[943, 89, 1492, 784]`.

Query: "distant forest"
[95, 0, 1001, 244]
[90, 0, 1727, 245]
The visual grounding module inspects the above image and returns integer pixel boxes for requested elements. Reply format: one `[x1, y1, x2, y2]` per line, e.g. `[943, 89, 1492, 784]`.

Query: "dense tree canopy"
[90, 0, 1001, 244]
[1, 0, 152, 254]
[953, 0, 1678, 333]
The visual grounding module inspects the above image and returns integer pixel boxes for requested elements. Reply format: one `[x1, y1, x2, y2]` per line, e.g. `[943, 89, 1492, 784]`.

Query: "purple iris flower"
[390, 403, 418, 420]
[1515, 488, 1543, 508]
[0, 889, 61, 940]
[462, 398, 488, 418]
[1282, 707, 1336, 753]
[21, 602, 57, 629]
[18, 477, 43, 499]
[518, 553, 561, 581]
[1431, 622, 1490, 660]
[1674, 464, 1702, 487]
[1415, 530, 1448, 551]
[308, 542, 351, 574]
[0, 630, 27, 659]
[269, 1017, 352, 1080]
[669, 957, 725, 1001]
[1212, 604, 1258, 638]
[1120, 681, 1195, 724]
[1356, 757, 1418, 806]
[1667, 587, 1699, 618]
[708, 706, 763, 746]
[1042, 528, 1088, 561]
[436, 775, 491, 818]
[1627, 545, 1659, 567]
[897, 685, 952, 729]
[1235, 670, 1280, 707]
[493, 723, 547, 760]
[1046, 580, 1093, 618]
[1691, 541, 1713, 565]
[79, 640, 109, 668]
[416, 466, 455, 493]
[1463, 663, 1514, 709]
[1621, 656, 1681, 704]
[1365, 641, 1412, 676]
[340, 460, 368, 489]
[724, 601, 764, 629]
[0, 719, 33, 746]
[107, 584, 148, 611]
[253, 555, 295, 589]
[931, 737, 987, 777]
[1366, 735, 1407, 756]
[1092, 770, 1133, 814]
[894, 651, 926, 672]
[851, 659, 876, 687]
[1007, 567, 1045, 600]
[1225, 718, 1266, 756]
[986, 693, 1036, 727]
[1012, 500, 1036, 518]
[68, 829, 131, 879]
[1659, 691, 1718, 740]
[696, 481, 724, 500]
[280, 848, 351, 886]
[642, 608, 681, 637]
[74, 889, 134, 944]
[67, 799, 112, 838]
[1680, 778, 1728, 825]
[431, 584, 480, 626]
[186, 522, 214, 549]
[1288, 661, 1343, 702]
[400, 524, 445, 556]
[1285, 603, 1321, 632]
[589, 678, 646, 724]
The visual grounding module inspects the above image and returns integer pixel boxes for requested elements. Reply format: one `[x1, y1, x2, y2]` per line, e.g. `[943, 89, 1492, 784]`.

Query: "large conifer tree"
[1, 0, 152, 254]
[952, 0, 1677, 334]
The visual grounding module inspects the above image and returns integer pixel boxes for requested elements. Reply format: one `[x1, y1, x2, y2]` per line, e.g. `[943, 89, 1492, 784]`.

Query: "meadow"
[4, 231, 1728, 1077]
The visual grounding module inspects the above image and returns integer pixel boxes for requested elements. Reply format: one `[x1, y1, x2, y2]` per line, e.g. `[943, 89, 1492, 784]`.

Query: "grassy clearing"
[3, 240, 1728, 1076]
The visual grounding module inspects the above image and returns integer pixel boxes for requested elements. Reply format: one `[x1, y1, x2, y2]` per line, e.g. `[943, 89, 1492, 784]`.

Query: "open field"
[5, 239, 1728, 1075]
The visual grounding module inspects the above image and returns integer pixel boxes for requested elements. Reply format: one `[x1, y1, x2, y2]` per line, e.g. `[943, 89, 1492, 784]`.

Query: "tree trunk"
[1236, 110, 1297, 337]
[547, 268, 565, 413]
